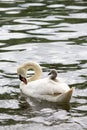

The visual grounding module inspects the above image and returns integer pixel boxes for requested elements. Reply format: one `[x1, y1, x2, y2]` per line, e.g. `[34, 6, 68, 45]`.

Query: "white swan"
[17, 61, 73, 103]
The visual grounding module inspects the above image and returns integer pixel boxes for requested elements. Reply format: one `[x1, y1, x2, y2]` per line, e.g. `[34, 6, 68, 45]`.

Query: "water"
[0, 0, 87, 129]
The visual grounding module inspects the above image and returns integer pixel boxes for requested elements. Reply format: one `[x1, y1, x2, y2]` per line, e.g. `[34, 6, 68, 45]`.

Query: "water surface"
[0, 0, 87, 130]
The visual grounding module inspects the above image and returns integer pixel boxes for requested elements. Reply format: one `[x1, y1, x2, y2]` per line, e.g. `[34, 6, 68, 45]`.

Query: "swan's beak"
[48, 72, 51, 75]
[19, 75, 27, 84]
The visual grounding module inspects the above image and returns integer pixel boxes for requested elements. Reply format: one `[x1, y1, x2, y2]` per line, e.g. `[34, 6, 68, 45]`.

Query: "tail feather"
[56, 87, 74, 103]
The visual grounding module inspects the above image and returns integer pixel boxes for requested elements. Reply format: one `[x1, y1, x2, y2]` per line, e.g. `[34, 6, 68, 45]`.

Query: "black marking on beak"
[48, 72, 51, 75]
[19, 75, 27, 84]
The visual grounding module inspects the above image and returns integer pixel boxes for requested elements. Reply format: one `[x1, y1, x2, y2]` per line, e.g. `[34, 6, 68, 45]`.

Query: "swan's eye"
[19, 75, 27, 84]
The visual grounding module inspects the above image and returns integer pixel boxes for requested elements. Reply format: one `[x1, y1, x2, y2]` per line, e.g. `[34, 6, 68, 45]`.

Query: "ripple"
[48, 4, 64, 8]
[6, 11, 20, 14]
[0, 0, 24, 3]
[2, 24, 39, 31]
[69, 13, 87, 19]
[66, 5, 87, 10]
[0, 0, 87, 129]
[74, 105, 87, 112]
[0, 31, 28, 40]
[0, 7, 20, 11]
[19, 3, 45, 8]
[0, 99, 19, 109]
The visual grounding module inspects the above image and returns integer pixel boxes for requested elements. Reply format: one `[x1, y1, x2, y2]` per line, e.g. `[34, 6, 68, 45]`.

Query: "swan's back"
[20, 77, 70, 97]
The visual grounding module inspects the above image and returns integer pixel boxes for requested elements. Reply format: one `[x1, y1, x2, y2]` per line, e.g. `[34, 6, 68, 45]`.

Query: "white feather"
[17, 61, 73, 103]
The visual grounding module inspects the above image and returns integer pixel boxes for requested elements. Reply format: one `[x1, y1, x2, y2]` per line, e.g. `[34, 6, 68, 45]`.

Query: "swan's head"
[17, 67, 27, 84]
[48, 69, 57, 80]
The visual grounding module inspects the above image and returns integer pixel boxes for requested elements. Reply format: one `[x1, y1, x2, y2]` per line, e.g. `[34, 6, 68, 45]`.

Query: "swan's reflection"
[18, 93, 71, 112]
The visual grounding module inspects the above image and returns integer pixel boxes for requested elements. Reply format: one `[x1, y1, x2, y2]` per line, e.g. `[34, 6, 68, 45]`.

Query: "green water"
[0, 0, 87, 129]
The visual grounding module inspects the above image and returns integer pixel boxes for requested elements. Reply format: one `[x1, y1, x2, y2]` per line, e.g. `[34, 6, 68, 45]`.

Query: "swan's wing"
[47, 79, 70, 93]
[36, 88, 73, 103]
[20, 78, 70, 98]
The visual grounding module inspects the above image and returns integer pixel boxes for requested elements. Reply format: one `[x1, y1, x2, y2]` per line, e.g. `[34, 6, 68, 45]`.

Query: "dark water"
[0, 0, 87, 129]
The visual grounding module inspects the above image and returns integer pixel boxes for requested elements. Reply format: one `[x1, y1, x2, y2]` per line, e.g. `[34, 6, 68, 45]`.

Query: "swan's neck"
[20, 61, 42, 82]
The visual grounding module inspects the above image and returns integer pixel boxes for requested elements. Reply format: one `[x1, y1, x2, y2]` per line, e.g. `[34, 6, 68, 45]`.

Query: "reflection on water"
[0, 0, 87, 129]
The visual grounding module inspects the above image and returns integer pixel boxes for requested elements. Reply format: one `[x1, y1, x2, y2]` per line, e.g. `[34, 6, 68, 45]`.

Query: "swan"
[17, 61, 73, 103]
